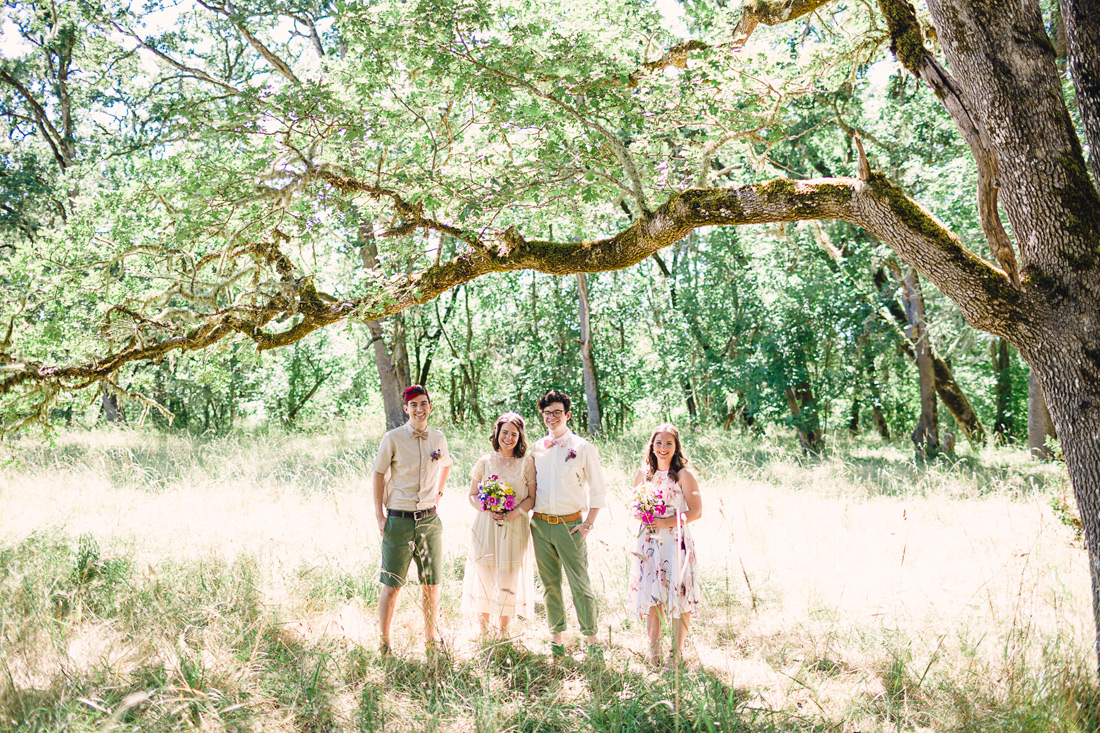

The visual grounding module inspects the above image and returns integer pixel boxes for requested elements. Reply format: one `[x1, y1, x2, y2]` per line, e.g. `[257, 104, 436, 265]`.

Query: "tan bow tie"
[412, 429, 428, 440]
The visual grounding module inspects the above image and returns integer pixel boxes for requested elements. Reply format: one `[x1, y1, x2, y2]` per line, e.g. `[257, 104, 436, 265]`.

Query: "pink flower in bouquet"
[630, 483, 667, 531]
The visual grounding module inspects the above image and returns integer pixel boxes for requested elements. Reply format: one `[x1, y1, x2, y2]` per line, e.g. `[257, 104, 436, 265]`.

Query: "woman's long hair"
[490, 412, 528, 458]
[644, 422, 688, 482]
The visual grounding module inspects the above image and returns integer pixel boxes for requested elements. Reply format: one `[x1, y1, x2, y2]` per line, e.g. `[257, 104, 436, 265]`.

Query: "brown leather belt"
[533, 511, 582, 524]
[387, 506, 437, 521]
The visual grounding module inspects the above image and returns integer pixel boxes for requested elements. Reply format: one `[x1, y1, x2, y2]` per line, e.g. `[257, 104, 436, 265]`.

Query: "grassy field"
[0, 423, 1097, 732]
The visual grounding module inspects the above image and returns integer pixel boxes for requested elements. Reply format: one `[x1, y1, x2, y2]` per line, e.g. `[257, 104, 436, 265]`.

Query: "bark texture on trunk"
[1027, 370, 1056, 461]
[911, 0, 1100, 670]
[1060, 0, 1100, 173]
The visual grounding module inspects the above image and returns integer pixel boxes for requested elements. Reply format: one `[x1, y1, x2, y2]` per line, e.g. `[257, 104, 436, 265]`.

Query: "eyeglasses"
[541, 409, 565, 418]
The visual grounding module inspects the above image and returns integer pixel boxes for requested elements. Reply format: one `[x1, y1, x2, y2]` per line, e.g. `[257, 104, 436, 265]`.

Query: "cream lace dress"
[461, 452, 537, 618]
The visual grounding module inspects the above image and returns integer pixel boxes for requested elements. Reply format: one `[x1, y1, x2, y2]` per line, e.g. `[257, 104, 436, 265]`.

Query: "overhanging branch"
[2, 174, 1020, 418]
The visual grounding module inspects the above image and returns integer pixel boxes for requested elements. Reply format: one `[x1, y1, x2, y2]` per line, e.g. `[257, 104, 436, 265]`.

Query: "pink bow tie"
[545, 437, 565, 449]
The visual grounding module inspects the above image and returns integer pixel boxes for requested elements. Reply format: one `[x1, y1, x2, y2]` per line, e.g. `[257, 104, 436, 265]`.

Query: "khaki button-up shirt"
[372, 423, 451, 510]
[532, 431, 606, 515]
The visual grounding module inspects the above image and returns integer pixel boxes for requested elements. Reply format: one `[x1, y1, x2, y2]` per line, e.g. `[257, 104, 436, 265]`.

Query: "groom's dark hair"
[538, 390, 571, 413]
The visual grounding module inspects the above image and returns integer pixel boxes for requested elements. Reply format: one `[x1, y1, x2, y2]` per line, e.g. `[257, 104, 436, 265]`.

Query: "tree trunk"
[367, 318, 410, 430]
[861, 348, 891, 440]
[101, 391, 125, 423]
[992, 337, 1015, 442]
[848, 387, 860, 437]
[1027, 347, 1100, 673]
[576, 272, 602, 435]
[683, 380, 698, 419]
[358, 219, 411, 430]
[874, 267, 985, 443]
[1028, 370, 1056, 461]
[784, 382, 824, 454]
[898, 268, 938, 457]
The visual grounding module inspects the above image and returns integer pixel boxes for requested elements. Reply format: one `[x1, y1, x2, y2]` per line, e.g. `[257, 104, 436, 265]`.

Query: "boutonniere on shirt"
[431, 449, 442, 461]
[566, 449, 577, 461]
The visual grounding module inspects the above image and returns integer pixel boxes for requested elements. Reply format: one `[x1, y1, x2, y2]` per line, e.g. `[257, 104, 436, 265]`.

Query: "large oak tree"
[3, 0, 1100, 665]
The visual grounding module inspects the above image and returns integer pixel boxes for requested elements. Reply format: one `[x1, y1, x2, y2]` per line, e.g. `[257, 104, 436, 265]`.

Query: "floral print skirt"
[627, 525, 700, 618]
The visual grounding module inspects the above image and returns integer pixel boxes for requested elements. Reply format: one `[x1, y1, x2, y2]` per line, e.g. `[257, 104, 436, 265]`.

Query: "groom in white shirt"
[530, 389, 606, 657]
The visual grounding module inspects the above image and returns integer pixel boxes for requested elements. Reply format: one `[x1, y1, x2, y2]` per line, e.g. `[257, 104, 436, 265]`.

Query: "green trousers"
[531, 516, 598, 636]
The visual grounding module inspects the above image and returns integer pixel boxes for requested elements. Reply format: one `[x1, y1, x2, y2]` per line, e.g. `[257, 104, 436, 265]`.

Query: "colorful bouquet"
[478, 475, 516, 526]
[630, 482, 668, 529]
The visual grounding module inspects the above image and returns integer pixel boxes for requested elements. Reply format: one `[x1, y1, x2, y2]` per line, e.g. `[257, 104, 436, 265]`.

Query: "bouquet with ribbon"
[478, 475, 516, 526]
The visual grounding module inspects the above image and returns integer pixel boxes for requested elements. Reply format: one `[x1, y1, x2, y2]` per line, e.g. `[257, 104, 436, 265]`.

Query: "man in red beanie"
[372, 385, 451, 656]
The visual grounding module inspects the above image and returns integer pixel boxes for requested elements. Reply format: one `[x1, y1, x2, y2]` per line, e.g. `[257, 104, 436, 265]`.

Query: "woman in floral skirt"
[627, 423, 702, 667]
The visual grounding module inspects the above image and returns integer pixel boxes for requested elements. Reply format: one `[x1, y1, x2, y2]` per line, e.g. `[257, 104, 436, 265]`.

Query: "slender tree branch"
[111, 21, 244, 95]
[194, 0, 302, 84]
[0, 69, 67, 168]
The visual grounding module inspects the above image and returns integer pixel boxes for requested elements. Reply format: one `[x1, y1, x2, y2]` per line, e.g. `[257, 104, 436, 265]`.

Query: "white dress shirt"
[532, 430, 606, 515]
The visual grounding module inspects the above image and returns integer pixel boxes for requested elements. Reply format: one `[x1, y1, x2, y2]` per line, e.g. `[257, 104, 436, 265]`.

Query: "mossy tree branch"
[2, 172, 1022, 424]
[732, 0, 839, 50]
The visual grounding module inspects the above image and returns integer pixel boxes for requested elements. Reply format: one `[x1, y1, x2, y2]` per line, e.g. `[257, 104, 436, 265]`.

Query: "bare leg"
[646, 606, 664, 665]
[378, 584, 400, 649]
[499, 615, 511, 637]
[421, 584, 441, 643]
[671, 612, 691, 662]
[478, 613, 491, 634]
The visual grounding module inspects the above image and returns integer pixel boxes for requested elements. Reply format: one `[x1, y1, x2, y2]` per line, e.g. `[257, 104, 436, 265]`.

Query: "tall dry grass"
[0, 423, 1095, 731]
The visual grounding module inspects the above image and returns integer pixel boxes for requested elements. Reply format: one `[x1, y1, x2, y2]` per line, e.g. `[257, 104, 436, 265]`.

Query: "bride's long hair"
[644, 423, 688, 482]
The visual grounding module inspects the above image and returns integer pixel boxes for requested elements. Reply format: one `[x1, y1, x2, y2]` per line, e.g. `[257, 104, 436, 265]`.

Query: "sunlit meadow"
[1, 422, 1096, 731]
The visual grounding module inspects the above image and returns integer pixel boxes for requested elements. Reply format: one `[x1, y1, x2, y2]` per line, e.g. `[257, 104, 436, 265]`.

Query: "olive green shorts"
[380, 513, 443, 588]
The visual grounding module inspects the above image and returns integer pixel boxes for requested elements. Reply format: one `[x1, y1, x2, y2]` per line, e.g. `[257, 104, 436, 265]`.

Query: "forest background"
[2, 0, 1099, 729]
